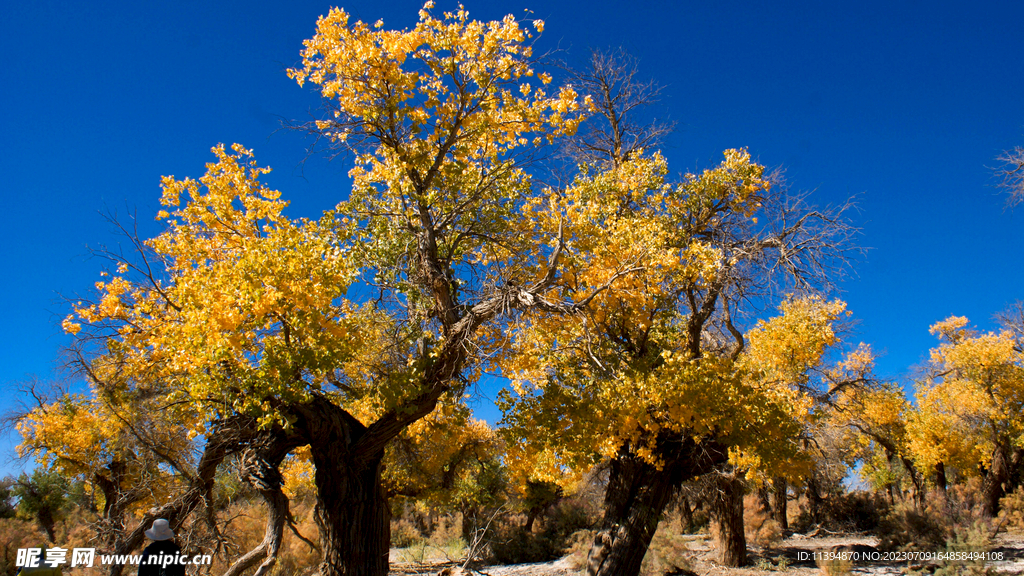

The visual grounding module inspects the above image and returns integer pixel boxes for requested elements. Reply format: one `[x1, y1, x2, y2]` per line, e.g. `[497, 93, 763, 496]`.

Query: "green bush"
[876, 502, 948, 552]
[907, 521, 997, 576]
[391, 517, 424, 548]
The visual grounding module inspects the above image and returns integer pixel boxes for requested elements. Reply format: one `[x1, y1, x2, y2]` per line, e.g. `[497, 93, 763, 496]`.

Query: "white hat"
[145, 518, 175, 541]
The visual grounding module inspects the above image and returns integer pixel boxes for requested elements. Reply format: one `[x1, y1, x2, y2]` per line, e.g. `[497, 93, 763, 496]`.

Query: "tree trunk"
[805, 477, 822, 526]
[982, 442, 1011, 517]
[37, 506, 57, 543]
[586, 436, 727, 576]
[313, 453, 389, 576]
[678, 496, 694, 532]
[772, 477, 788, 531]
[307, 426, 390, 576]
[757, 486, 772, 515]
[524, 511, 538, 533]
[462, 506, 478, 543]
[223, 428, 305, 576]
[711, 473, 747, 567]
[585, 454, 679, 576]
[934, 462, 948, 494]
[900, 456, 925, 509]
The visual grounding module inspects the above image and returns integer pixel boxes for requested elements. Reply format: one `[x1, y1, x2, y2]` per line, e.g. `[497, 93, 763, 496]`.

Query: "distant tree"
[17, 385, 194, 552]
[521, 480, 562, 533]
[12, 469, 70, 543]
[907, 316, 1024, 516]
[831, 380, 928, 504]
[385, 402, 506, 543]
[0, 478, 17, 519]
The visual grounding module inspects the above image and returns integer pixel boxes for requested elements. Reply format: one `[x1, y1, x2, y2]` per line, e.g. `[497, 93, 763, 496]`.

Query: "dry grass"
[745, 494, 783, 551]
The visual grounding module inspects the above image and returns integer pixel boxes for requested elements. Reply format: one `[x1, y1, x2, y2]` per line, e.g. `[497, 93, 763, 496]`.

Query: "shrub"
[999, 486, 1024, 533]
[641, 528, 695, 576]
[0, 518, 40, 576]
[744, 494, 782, 549]
[565, 529, 594, 571]
[938, 521, 996, 576]
[427, 514, 463, 548]
[876, 501, 948, 552]
[942, 478, 988, 527]
[792, 491, 886, 534]
[756, 555, 791, 571]
[487, 497, 597, 564]
[488, 524, 561, 564]
[391, 517, 424, 548]
[908, 521, 997, 576]
[825, 491, 886, 532]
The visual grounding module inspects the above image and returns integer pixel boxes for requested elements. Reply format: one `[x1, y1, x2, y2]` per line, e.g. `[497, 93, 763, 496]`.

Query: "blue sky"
[2, 0, 1023, 474]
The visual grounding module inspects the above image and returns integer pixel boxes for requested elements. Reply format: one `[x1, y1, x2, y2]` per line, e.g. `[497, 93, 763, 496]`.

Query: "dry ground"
[388, 533, 1024, 576]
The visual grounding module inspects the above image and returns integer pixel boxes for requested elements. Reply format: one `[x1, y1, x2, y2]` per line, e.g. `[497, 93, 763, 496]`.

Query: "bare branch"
[994, 146, 1024, 208]
[559, 48, 674, 168]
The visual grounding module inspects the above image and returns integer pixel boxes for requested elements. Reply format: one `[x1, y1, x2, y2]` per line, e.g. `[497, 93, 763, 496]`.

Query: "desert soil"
[389, 532, 1024, 576]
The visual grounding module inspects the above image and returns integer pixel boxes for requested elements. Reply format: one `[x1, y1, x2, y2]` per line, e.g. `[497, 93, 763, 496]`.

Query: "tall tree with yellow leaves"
[497, 141, 859, 572]
[492, 44, 859, 573]
[16, 385, 194, 553]
[826, 368, 929, 506]
[907, 316, 1024, 516]
[57, 5, 623, 575]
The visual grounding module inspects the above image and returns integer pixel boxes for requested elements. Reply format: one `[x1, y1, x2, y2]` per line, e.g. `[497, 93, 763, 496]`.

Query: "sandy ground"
[388, 532, 1024, 576]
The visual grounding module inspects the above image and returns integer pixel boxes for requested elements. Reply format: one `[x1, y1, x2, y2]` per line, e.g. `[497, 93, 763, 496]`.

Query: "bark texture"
[804, 477, 823, 526]
[223, 427, 305, 576]
[982, 442, 1012, 517]
[934, 462, 948, 494]
[711, 473, 747, 567]
[586, 436, 727, 576]
[293, 397, 393, 576]
[772, 477, 788, 531]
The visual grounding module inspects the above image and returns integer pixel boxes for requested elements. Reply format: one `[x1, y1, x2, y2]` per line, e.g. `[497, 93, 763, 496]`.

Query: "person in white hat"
[138, 519, 186, 576]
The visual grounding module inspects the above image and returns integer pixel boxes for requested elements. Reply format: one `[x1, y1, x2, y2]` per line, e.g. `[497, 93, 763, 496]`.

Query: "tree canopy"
[15, 5, 1023, 576]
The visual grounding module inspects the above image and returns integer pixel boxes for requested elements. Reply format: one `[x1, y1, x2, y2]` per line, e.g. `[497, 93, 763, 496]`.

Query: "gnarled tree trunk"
[586, 454, 678, 576]
[223, 427, 306, 576]
[805, 477, 823, 526]
[586, 436, 727, 576]
[772, 477, 788, 531]
[312, 451, 390, 576]
[982, 441, 1012, 517]
[711, 473, 747, 567]
[294, 399, 392, 576]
